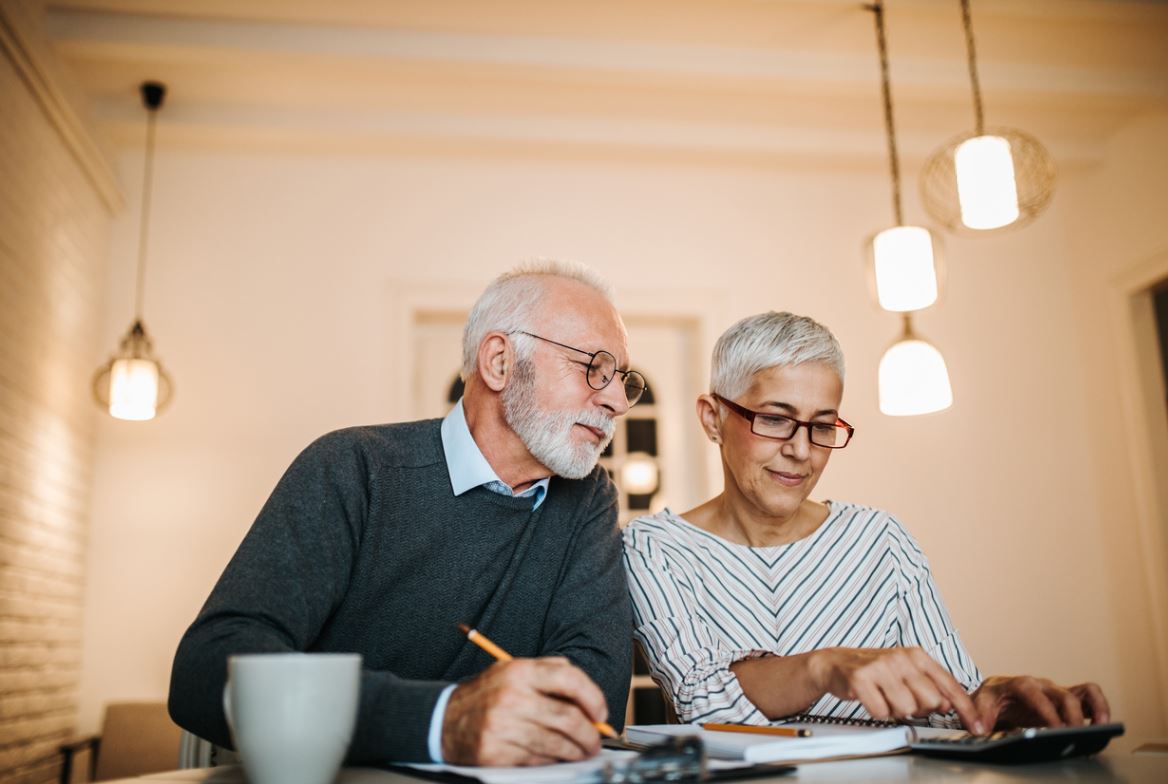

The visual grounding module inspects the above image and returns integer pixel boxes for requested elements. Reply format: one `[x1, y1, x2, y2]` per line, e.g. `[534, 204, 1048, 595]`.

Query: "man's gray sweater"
[168, 419, 632, 763]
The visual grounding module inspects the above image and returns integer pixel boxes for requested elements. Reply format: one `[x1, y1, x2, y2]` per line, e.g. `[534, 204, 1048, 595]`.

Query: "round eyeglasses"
[512, 331, 647, 406]
[713, 393, 854, 448]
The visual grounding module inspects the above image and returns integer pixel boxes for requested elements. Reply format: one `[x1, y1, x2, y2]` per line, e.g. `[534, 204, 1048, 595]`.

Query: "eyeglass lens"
[752, 415, 849, 447]
[587, 351, 645, 406]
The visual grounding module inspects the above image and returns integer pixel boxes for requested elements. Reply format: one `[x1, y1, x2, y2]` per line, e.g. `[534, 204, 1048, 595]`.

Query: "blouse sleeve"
[623, 523, 771, 724]
[889, 519, 984, 727]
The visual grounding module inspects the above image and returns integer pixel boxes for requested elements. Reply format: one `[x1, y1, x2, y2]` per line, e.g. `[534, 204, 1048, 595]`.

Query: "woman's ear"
[476, 332, 513, 392]
[696, 394, 723, 445]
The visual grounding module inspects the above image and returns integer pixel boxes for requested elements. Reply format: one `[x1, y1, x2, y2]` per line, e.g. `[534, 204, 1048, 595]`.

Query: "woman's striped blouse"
[622, 502, 983, 725]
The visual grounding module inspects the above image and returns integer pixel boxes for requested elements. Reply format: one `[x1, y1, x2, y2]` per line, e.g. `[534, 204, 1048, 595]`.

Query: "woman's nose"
[782, 425, 813, 459]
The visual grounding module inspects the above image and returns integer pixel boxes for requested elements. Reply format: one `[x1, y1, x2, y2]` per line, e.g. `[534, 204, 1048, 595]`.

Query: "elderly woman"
[623, 312, 1109, 734]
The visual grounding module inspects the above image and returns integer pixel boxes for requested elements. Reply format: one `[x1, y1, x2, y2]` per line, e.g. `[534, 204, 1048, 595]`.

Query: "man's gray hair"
[461, 260, 614, 380]
[711, 311, 845, 399]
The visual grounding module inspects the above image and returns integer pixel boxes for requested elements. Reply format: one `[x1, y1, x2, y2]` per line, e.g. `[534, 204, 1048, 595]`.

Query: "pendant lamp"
[92, 81, 174, 421]
[920, 0, 1055, 233]
[865, 1, 939, 314]
[866, 3, 954, 417]
[878, 314, 954, 417]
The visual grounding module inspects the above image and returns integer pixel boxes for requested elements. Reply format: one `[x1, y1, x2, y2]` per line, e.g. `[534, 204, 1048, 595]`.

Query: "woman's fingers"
[911, 654, 983, 733]
[975, 675, 1065, 729]
[1070, 682, 1111, 724]
[829, 647, 982, 731]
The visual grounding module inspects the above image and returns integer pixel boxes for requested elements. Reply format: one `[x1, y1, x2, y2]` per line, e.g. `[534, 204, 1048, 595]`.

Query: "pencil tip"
[457, 623, 471, 634]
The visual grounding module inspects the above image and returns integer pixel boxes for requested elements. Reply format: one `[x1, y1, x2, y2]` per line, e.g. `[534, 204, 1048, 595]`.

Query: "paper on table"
[626, 722, 911, 764]
[400, 748, 638, 784]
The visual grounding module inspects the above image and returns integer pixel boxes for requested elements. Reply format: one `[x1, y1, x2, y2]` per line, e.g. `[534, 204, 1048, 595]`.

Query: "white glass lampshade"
[955, 135, 1019, 230]
[620, 452, 660, 495]
[878, 337, 953, 417]
[108, 358, 160, 421]
[871, 226, 938, 312]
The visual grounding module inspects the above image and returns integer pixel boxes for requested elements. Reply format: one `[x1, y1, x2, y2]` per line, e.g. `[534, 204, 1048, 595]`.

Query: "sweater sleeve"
[539, 472, 633, 730]
[167, 431, 449, 763]
[622, 523, 770, 725]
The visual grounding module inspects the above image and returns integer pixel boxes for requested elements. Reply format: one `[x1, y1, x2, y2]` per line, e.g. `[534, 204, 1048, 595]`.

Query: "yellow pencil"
[457, 623, 618, 739]
[702, 722, 812, 738]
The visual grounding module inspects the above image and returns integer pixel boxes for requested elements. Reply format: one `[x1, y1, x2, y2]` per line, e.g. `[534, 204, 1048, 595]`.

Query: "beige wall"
[0, 10, 113, 781]
[74, 118, 1168, 746]
[1062, 112, 1168, 738]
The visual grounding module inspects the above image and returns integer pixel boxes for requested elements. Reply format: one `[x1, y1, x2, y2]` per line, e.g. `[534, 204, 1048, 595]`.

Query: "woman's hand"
[971, 675, 1110, 730]
[807, 647, 985, 734]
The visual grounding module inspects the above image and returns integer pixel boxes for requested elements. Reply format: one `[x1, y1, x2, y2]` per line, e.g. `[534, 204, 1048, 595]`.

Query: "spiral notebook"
[629, 713, 1125, 765]
[625, 716, 912, 763]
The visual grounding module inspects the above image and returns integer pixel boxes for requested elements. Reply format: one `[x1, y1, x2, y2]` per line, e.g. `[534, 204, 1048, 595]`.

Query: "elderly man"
[169, 262, 642, 766]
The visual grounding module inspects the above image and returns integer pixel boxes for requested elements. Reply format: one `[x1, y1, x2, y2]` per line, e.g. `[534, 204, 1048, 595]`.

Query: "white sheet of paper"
[400, 748, 637, 784]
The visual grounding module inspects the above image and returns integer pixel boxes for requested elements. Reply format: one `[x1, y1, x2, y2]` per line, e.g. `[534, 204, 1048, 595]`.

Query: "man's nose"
[596, 377, 631, 417]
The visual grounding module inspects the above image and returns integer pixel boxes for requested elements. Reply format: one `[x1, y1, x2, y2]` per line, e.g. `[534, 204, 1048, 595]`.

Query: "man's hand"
[808, 647, 985, 734]
[440, 657, 609, 766]
[972, 675, 1110, 730]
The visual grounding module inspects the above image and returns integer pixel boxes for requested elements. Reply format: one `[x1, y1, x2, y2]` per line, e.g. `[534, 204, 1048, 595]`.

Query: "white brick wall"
[0, 13, 113, 782]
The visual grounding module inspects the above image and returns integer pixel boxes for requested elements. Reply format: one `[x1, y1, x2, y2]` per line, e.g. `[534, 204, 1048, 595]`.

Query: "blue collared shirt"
[440, 399, 549, 511]
[427, 400, 551, 761]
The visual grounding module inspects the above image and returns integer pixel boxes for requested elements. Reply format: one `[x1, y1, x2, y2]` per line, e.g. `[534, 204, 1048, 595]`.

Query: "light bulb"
[878, 338, 953, 416]
[955, 135, 1019, 230]
[871, 226, 938, 312]
[109, 358, 160, 421]
[620, 453, 659, 495]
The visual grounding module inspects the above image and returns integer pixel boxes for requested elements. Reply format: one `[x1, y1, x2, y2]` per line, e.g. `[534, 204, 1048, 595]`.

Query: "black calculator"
[911, 722, 1125, 764]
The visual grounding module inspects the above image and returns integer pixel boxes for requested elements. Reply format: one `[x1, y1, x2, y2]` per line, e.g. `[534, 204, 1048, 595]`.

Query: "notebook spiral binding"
[784, 712, 899, 728]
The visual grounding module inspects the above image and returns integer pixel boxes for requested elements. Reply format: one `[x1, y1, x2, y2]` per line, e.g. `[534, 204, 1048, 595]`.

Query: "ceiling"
[33, 0, 1168, 167]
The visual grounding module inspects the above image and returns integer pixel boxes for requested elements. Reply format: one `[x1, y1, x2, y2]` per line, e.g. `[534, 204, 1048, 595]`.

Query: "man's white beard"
[502, 359, 615, 479]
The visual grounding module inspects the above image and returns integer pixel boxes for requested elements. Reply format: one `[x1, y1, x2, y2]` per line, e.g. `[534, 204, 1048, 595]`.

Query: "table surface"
[113, 751, 1168, 784]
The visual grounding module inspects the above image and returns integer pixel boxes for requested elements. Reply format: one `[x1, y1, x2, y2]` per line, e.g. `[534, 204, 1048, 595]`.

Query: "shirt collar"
[441, 399, 549, 509]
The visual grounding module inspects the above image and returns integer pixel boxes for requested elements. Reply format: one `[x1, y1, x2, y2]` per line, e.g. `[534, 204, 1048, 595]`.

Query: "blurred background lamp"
[109, 357, 160, 421]
[871, 226, 938, 312]
[93, 320, 173, 421]
[620, 452, 660, 496]
[955, 135, 1019, 230]
[878, 316, 954, 417]
[91, 81, 174, 421]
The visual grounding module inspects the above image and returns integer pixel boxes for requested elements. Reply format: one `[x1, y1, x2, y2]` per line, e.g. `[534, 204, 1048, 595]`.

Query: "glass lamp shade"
[870, 226, 939, 312]
[955, 135, 1019, 230]
[620, 452, 660, 495]
[878, 335, 953, 417]
[92, 319, 173, 421]
[109, 358, 160, 420]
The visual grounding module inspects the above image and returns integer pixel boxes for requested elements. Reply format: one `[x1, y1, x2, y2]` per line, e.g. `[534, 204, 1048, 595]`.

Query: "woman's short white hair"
[461, 260, 614, 380]
[710, 311, 845, 399]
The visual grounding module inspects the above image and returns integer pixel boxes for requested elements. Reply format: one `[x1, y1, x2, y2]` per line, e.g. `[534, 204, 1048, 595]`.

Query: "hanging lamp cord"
[961, 0, 986, 135]
[867, 1, 903, 227]
[134, 103, 158, 323]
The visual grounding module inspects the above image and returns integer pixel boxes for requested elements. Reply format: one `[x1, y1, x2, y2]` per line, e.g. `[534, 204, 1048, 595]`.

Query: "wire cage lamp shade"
[91, 80, 174, 421]
[921, 126, 1055, 233]
[920, 0, 1056, 233]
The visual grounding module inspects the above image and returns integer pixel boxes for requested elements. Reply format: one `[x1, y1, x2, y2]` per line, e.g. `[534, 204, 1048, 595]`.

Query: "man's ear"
[476, 332, 513, 393]
[696, 394, 723, 445]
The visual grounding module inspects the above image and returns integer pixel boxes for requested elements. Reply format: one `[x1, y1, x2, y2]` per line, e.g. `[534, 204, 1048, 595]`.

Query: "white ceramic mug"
[224, 652, 361, 784]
